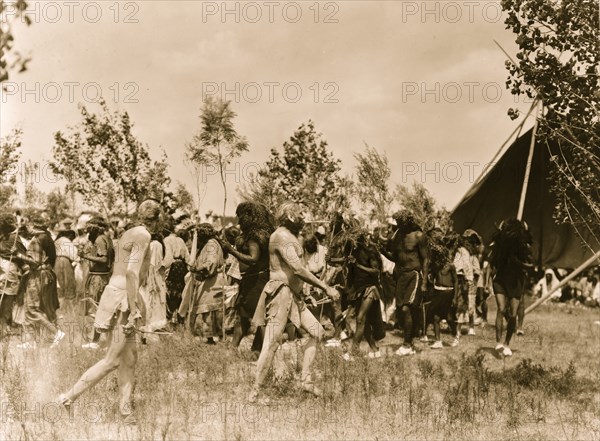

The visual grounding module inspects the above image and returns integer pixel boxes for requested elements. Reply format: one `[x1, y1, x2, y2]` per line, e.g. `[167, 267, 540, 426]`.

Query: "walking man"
[384, 210, 429, 356]
[59, 199, 161, 424]
[249, 202, 339, 402]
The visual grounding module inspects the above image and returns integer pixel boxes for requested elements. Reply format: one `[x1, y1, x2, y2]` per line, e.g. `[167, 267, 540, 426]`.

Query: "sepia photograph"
[0, 0, 599, 439]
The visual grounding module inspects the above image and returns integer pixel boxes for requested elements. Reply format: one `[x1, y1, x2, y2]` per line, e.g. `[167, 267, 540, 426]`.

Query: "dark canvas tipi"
[451, 128, 599, 269]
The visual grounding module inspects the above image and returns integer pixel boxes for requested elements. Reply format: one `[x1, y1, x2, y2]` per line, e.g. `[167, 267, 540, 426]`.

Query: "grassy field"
[1, 297, 599, 441]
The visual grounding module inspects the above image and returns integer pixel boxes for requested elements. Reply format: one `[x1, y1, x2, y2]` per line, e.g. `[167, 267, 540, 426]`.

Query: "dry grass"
[1, 297, 599, 441]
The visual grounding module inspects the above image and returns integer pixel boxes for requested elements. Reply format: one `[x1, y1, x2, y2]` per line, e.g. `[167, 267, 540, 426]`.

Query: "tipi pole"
[525, 250, 600, 314]
[517, 103, 540, 220]
[450, 98, 538, 213]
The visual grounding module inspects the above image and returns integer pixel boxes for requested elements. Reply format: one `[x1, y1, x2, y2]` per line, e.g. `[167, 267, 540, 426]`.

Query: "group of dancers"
[0, 199, 535, 421]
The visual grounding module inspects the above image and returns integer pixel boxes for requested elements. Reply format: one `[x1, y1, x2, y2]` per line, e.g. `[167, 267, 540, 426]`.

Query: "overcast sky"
[1, 0, 537, 216]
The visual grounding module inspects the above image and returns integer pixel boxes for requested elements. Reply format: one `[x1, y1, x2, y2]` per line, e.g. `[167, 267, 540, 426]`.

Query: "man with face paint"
[59, 199, 161, 424]
[249, 202, 340, 403]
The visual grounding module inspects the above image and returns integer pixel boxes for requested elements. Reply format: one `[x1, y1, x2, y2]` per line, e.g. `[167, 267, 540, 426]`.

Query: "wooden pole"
[517, 103, 540, 220]
[525, 250, 600, 314]
[451, 99, 538, 213]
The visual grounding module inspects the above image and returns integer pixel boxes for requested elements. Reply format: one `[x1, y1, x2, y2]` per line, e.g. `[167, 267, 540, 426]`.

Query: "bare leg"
[254, 293, 291, 389]
[505, 297, 520, 346]
[299, 306, 324, 388]
[117, 332, 137, 416]
[352, 298, 373, 354]
[363, 320, 378, 352]
[433, 315, 441, 341]
[481, 292, 489, 322]
[517, 293, 525, 330]
[232, 316, 248, 347]
[495, 293, 507, 344]
[401, 305, 413, 346]
[62, 319, 130, 403]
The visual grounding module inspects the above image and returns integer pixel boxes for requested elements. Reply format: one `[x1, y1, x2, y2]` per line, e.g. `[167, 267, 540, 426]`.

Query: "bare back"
[109, 226, 152, 290]
[269, 226, 304, 294]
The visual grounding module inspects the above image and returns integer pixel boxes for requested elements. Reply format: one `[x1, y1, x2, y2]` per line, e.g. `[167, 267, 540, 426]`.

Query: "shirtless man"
[249, 202, 339, 402]
[383, 210, 429, 356]
[59, 199, 161, 424]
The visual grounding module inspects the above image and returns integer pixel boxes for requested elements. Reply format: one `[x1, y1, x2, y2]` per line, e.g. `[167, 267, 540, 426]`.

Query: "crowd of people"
[0, 200, 599, 418]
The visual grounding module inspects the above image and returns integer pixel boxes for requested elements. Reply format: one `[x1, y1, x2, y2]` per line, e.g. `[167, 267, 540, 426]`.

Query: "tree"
[183, 156, 207, 218]
[21, 160, 46, 209]
[0, 127, 22, 207]
[138, 150, 172, 203]
[51, 100, 170, 219]
[396, 182, 452, 233]
[502, 0, 600, 244]
[240, 121, 348, 220]
[354, 144, 393, 225]
[0, 0, 32, 85]
[45, 188, 70, 225]
[186, 97, 249, 218]
[237, 163, 287, 213]
[172, 182, 195, 214]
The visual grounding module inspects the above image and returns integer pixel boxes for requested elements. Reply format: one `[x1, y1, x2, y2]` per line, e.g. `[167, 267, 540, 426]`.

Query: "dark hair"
[235, 202, 274, 251]
[37, 231, 57, 266]
[490, 219, 532, 274]
[196, 223, 216, 255]
[304, 234, 318, 254]
[56, 230, 76, 241]
[236, 202, 274, 236]
[177, 229, 190, 243]
[224, 226, 240, 245]
[393, 210, 421, 234]
[0, 213, 16, 236]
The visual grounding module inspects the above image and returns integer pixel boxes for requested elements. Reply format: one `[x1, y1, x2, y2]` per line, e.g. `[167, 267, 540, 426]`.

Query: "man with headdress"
[13, 215, 62, 349]
[342, 229, 386, 360]
[489, 218, 533, 357]
[81, 216, 115, 350]
[384, 209, 429, 356]
[249, 202, 340, 402]
[217, 202, 274, 350]
[59, 199, 161, 424]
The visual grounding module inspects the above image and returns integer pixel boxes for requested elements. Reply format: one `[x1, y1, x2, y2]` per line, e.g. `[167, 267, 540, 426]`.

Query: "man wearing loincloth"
[249, 202, 339, 403]
[59, 199, 161, 424]
[384, 210, 429, 356]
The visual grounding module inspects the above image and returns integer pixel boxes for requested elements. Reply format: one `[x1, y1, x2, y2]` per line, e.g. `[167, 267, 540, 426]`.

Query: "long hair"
[490, 218, 532, 274]
[196, 223, 217, 255]
[235, 202, 274, 247]
[37, 231, 57, 266]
